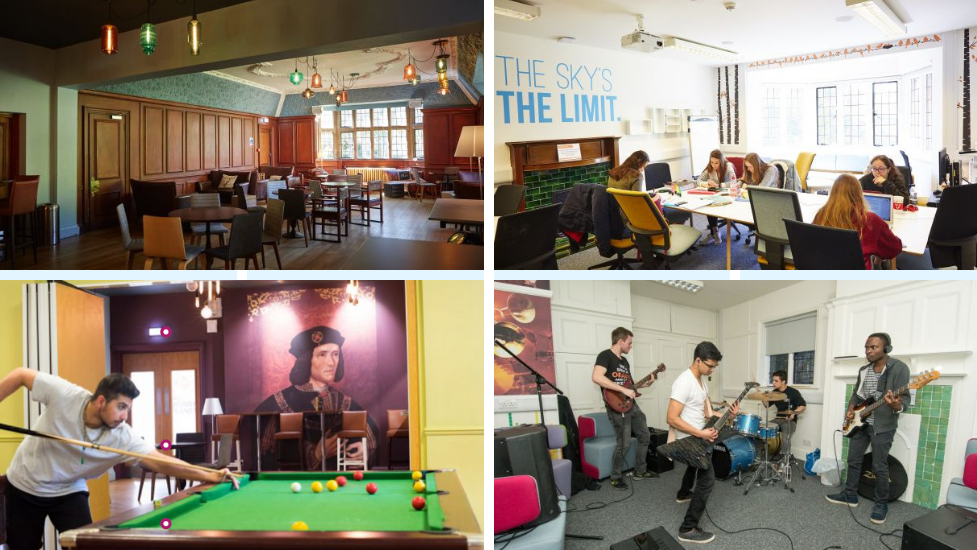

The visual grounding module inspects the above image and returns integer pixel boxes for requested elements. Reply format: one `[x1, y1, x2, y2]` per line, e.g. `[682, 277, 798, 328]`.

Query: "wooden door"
[122, 351, 201, 446]
[83, 108, 128, 231]
[0, 113, 12, 181]
[259, 126, 272, 166]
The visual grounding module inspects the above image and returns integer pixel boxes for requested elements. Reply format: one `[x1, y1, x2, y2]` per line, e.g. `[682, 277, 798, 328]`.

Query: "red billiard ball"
[412, 496, 426, 511]
[366, 483, 378, 495]
[336, 476, 348, 487]
[353, 471, 364, 481]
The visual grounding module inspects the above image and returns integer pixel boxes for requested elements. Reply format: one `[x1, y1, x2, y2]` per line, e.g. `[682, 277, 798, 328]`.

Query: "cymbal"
[745, 391, 787, 402]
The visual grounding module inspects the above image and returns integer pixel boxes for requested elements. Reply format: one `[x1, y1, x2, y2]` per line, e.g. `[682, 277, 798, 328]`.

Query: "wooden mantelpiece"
[505, 136, 620, 185]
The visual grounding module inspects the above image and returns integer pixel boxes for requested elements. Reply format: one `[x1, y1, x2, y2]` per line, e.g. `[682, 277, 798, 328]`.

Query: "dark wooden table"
[342, 237, 483, 270]
[169, 206, 247, 246]
[428, 198, 484, 228]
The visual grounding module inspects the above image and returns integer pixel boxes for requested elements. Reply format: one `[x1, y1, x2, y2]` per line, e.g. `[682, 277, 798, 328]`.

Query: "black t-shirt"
[596, 349, 633, 387]
[772, 386, 806, 417]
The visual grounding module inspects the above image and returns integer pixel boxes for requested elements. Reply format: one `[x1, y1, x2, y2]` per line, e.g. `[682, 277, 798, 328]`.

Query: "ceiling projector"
[621, 15, 662, 53]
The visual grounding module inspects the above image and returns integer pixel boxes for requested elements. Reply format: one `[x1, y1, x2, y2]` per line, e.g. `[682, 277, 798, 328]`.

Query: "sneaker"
[825, 492, 859, 507]
[633, 471, 659, 480]
[609, 478, 629, 490]
[675, 492, 692, 503]
[870, 502, 888, 525]
[702, 232, 721, 245]
[678, 528, 715, 544]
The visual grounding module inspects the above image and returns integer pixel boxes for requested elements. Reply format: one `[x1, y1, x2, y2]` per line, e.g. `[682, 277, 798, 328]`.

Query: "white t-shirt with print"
[670, 368, 710, 440]
[7, 372, 157, 497]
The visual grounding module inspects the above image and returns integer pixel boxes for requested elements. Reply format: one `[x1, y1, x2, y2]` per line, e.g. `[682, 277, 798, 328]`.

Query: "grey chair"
[643, 162, 691, 225]
[312, 187, 349, 242]
[410, 167, 438, 201]
[204, 212, 264, 269]
[784, 219, 865, 270]
[494, 184, 525, 216]
[233, 184, 265, 214]
[261, 198, 286, 270]
[279, 188, 311, 247]
[116, 204, 144, 270]
[189, 193, 230, 248]
[748, 187, 802, 269]
[266, 180, 288, 201]
[349, 180, 383, 225]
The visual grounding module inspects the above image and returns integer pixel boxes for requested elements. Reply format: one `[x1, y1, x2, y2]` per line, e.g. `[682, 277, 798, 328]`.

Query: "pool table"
[60, 471, 481, 549]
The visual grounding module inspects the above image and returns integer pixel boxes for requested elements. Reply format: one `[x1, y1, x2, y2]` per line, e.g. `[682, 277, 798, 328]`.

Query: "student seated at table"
[859, 155, 910, 206]
[697, 149, 737, 245]
[812, 174, 903, 270]
[608, 150, 654, 193]
[741, 153, 779, 187]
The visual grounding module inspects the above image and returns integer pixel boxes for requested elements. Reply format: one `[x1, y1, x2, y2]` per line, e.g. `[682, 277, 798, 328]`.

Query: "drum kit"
[712, 391, 806, 494]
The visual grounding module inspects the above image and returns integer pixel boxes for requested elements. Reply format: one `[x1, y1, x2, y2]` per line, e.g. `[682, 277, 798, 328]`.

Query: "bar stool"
[386, 409, 409, 469]
[210, 414, 242, 471]
[336, 410, 368, 471]
[274, 412, 306, 471]
[0, 176, 40, 268]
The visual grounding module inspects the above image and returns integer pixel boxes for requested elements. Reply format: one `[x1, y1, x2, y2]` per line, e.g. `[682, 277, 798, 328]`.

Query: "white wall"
[494, 32, 716, 183]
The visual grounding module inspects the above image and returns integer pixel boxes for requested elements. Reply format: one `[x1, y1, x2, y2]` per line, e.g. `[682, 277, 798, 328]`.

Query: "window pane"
[372, 108, 388, 127]
[391, 129, 408, 159]
[414, 129, 424, 159]
[356, 130, 372, 158]
[817, 86, 837, 146]
[170, 370, 197, 442]
[391, 106, 407, 126]
[340, 111, 353, 128]
[842, 85, 867, 146]
[320, 131, 335, 160]
[319, 112, 334, 129]
[373, 130, 389, 159]
[873, 81, 898, 146]
[768, 355, 788, 384]
[356, 109, 371, 128]
[793, 351, 815, 385]
[130, 371, 155, 445]
[762, 88, 780, 147]
[413, 107, 423, 124]
[340, 132, 354, 159]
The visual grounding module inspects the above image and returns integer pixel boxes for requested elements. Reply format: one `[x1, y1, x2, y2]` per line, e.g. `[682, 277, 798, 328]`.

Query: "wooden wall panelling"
[143, 106, 164, 175]
[218, 116, 230, 168]
[278, 120, 295, 164]
[231, 117, 243, 167]
[166, 109, 184, 173]
[203, 114, 217, 170]
[295, 118, 315, 164]
[421, 106, 478, 173]
[244, 118, 254, 166]
[185, 112, 201, 172]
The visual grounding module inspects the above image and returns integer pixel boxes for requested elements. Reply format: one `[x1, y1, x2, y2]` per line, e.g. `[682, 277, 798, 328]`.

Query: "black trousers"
[4, 479, 92, 550]
[844, 424, 895, 502]
[678, 460, 715, 532]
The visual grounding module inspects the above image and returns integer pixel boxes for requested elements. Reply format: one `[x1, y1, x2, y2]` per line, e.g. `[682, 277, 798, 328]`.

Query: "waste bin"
[37, 203, 60, 245]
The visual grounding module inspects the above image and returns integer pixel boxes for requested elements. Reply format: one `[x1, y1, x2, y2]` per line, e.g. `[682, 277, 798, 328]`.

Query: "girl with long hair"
[859, 155, 910, 205]
[742, 153, 778, 187]
[812, 174, 902, 269]
[697, 149, 737, 244]
[607, 150, 652, 192]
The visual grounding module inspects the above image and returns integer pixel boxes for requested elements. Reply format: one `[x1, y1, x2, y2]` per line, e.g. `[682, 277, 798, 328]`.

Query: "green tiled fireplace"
[523, 162, 612, 210]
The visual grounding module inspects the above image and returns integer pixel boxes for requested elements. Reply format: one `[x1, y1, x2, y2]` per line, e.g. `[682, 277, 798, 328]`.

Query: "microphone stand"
[494, 339, 563, 426]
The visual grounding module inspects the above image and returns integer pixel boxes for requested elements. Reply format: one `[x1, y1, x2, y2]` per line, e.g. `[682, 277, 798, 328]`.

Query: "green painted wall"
[92, 73, 282, 116]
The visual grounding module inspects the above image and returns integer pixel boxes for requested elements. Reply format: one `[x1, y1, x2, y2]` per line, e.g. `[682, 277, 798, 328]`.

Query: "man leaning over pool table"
[0, 368, 239, 550]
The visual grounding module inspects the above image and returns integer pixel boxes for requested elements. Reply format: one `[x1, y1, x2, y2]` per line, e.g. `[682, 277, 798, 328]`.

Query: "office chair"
[589, 186, 641, 269]
[748, 187, 802, 269]
[494, 184, 526, 216]
[927, 183, 977, 270]
[607, 188, 700, 269]
[794, 152, 816, 193]
[495, 204, 561, 269]
[783, 219, 865, 270]
[645, 162, 691, 225]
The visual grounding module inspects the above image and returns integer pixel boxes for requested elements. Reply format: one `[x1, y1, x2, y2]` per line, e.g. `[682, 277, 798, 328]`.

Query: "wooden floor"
[3, 196, 467, 270]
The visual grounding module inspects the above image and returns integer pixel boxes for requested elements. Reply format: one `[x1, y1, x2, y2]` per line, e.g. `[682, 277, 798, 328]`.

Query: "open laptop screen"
[864, 193, 894, 224]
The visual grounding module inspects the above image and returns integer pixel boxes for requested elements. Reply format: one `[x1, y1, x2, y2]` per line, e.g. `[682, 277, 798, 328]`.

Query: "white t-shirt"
[7, 372, 157, 497]
[670, 368, 710, 440]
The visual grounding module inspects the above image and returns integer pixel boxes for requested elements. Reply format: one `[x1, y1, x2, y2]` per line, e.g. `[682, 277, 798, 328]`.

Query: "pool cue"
[0, 422, 246, 479]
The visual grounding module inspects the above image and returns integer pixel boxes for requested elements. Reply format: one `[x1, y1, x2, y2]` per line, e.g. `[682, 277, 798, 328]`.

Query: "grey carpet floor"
[563, 459, 930, 550]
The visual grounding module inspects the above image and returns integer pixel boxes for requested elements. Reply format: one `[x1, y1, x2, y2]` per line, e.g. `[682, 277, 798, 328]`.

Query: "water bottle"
[909, 183, 917, 206]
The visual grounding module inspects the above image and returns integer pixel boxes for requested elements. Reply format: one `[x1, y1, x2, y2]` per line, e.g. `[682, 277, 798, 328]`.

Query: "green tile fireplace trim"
[839, 382, 950, 509]
[523, 162, 612, 210]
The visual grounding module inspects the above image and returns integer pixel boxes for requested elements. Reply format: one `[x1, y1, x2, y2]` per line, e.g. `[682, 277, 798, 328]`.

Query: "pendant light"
[187, 0, 203, 56]
[101, 0, 118, 55]
[434, 39, 449, 74]
[289, 59, 304, 86]
[403, 51, 418, 84]
[311, 57, 322, 88]
[140, 0, 157, 55]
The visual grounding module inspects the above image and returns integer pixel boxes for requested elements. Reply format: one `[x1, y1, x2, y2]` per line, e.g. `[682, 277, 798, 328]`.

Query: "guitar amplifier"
[646, 428, 673, 474]
[610, 526, 684, 550]
[902, 505, 977, 550]
[494, 426, 560, 528]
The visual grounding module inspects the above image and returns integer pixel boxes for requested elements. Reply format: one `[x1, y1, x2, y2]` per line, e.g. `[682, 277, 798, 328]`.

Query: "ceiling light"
[302, 87, 315, 99]
[403, 51, 418, 84]
[290, 59, 304, 86]
[139, 0, 156, 56]
[101, 1, 117, 55]
[347, 281, 359, 305]
[187, 0, 202, 56]
[557, 36, 576, 44]
[835, 15, 854, 23]
[495, 0, 540, 21]
[846, 0, 906, 38]
[311, 57, 322, 88]
[663, 37, 740, 61]
[658, 280, 705, 293]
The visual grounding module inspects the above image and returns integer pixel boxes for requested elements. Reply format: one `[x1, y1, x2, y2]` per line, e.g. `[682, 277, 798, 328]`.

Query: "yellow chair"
[142, 215, 205, 270]
[606, 188, 701, 269]
[795, 152, 816, 192]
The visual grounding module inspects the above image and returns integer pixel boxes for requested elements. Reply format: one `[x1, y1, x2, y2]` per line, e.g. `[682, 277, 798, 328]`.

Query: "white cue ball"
[291, 482, 301, 493]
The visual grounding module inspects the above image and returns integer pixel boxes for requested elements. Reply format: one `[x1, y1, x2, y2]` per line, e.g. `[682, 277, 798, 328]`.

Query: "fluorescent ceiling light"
[846, 0, 906, 38]
[663, 37, 740, 62]
[658, 280, 705, 293]
[495, 0, 540, 21]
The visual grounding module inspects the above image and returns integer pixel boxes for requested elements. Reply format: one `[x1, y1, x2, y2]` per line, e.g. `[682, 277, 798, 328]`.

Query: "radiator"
[346, 167, 390, 183]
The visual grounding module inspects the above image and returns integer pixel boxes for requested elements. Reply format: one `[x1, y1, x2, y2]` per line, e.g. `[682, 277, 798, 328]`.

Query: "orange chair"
[0, 175, 40, 268]
[336, 411, 368, 471]
[274, 413, 306, 471]
[142, 215, 204, 270]
[386, 409, 409, 469]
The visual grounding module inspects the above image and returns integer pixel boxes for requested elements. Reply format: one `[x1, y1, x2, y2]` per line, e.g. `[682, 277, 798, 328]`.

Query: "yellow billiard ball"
[311, 481, 323, 493]
[413, 480, 426, 493]
[411, 471, 423, 481]
[326, 480, 339, 492]
[291, 521, 309, 530]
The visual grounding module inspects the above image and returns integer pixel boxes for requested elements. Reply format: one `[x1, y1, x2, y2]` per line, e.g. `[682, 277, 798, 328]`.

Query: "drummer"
[764, 370, 806, 440]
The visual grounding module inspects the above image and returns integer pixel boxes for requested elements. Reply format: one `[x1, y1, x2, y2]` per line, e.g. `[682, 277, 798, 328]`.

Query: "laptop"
[864, 193, 894, 226]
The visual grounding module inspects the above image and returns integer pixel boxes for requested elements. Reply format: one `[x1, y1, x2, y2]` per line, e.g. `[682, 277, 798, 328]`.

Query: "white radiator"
[346, 167, 390, 183]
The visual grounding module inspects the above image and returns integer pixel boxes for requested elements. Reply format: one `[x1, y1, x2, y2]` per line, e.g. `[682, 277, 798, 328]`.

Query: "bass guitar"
[842, 369, 940, 437]
[603, 363, 666, 414]
[656, 382, 760, 470]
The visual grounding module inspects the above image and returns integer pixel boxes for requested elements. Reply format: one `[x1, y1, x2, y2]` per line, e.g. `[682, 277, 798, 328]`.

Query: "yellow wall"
[0, 281, 27, 470]
[415, 280, 484, 531]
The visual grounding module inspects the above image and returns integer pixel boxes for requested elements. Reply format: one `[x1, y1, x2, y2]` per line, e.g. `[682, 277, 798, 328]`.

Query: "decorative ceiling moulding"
[205, 70, 283, 94]
[747, 32, 942, 70]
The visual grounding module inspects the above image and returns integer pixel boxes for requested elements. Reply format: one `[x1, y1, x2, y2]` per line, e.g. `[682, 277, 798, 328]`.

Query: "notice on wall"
[556, 143, 582, 162]
[495, 56, 619, 125]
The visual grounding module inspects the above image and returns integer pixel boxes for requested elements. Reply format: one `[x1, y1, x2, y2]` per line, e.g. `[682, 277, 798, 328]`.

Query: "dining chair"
[0, 176, 40, 268]
[205, 212, 264, 269]
[261, 198, 285, 269]
[188, 193, 229, 248]
[233, 184, 265, 214]
[349, 179, 383, 225]
[279, 189, 311, 247]
[142, 215, 204, 269]
[116, 203, 144, 270]
[440, 166, 460, 194]
[312, 187, 349, 242]
[409, 167, 438, 202]
[265, 180, 288, 201]
[345, 174, 363, 198]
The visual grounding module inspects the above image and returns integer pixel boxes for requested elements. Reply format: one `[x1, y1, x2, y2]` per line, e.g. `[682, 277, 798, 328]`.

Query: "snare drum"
[733, 414, 761, 437]
[712, 435, 756, 480]
[758, 425, 779, 439]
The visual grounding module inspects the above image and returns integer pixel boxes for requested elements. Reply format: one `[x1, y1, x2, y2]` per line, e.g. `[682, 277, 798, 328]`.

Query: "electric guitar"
[603, 364, 666, 414]
[842, 369, 941, 437]
[656, 382, 760, 470]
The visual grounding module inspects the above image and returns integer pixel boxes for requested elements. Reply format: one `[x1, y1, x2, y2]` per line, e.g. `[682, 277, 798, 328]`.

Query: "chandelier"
[187, 281, 221, 319]
[331, 71, 361, 106]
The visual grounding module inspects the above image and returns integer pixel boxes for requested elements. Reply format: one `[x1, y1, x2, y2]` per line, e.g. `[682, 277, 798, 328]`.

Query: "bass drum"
[712, 435, 756, 480]
[756, 433, 782, 458]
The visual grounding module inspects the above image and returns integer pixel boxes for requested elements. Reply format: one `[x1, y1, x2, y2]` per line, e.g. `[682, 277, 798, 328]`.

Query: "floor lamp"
[454, 125, 484, 199]
[203, 397, 223, 461]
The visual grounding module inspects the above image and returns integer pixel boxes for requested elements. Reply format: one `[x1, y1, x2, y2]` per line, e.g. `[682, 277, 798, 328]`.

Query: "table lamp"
[202, 397, 223, 458]
[454, 125, 484, 198]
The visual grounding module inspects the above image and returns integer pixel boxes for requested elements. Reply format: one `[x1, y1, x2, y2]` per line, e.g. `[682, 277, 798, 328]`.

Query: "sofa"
[494, 475, 567, 550]
[256, 166, 294, 200]
[578, 412, 635, 480]
[947, 438, 977, 512]
[546, 425, 571, 499]
[197, 170, 256, 204]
